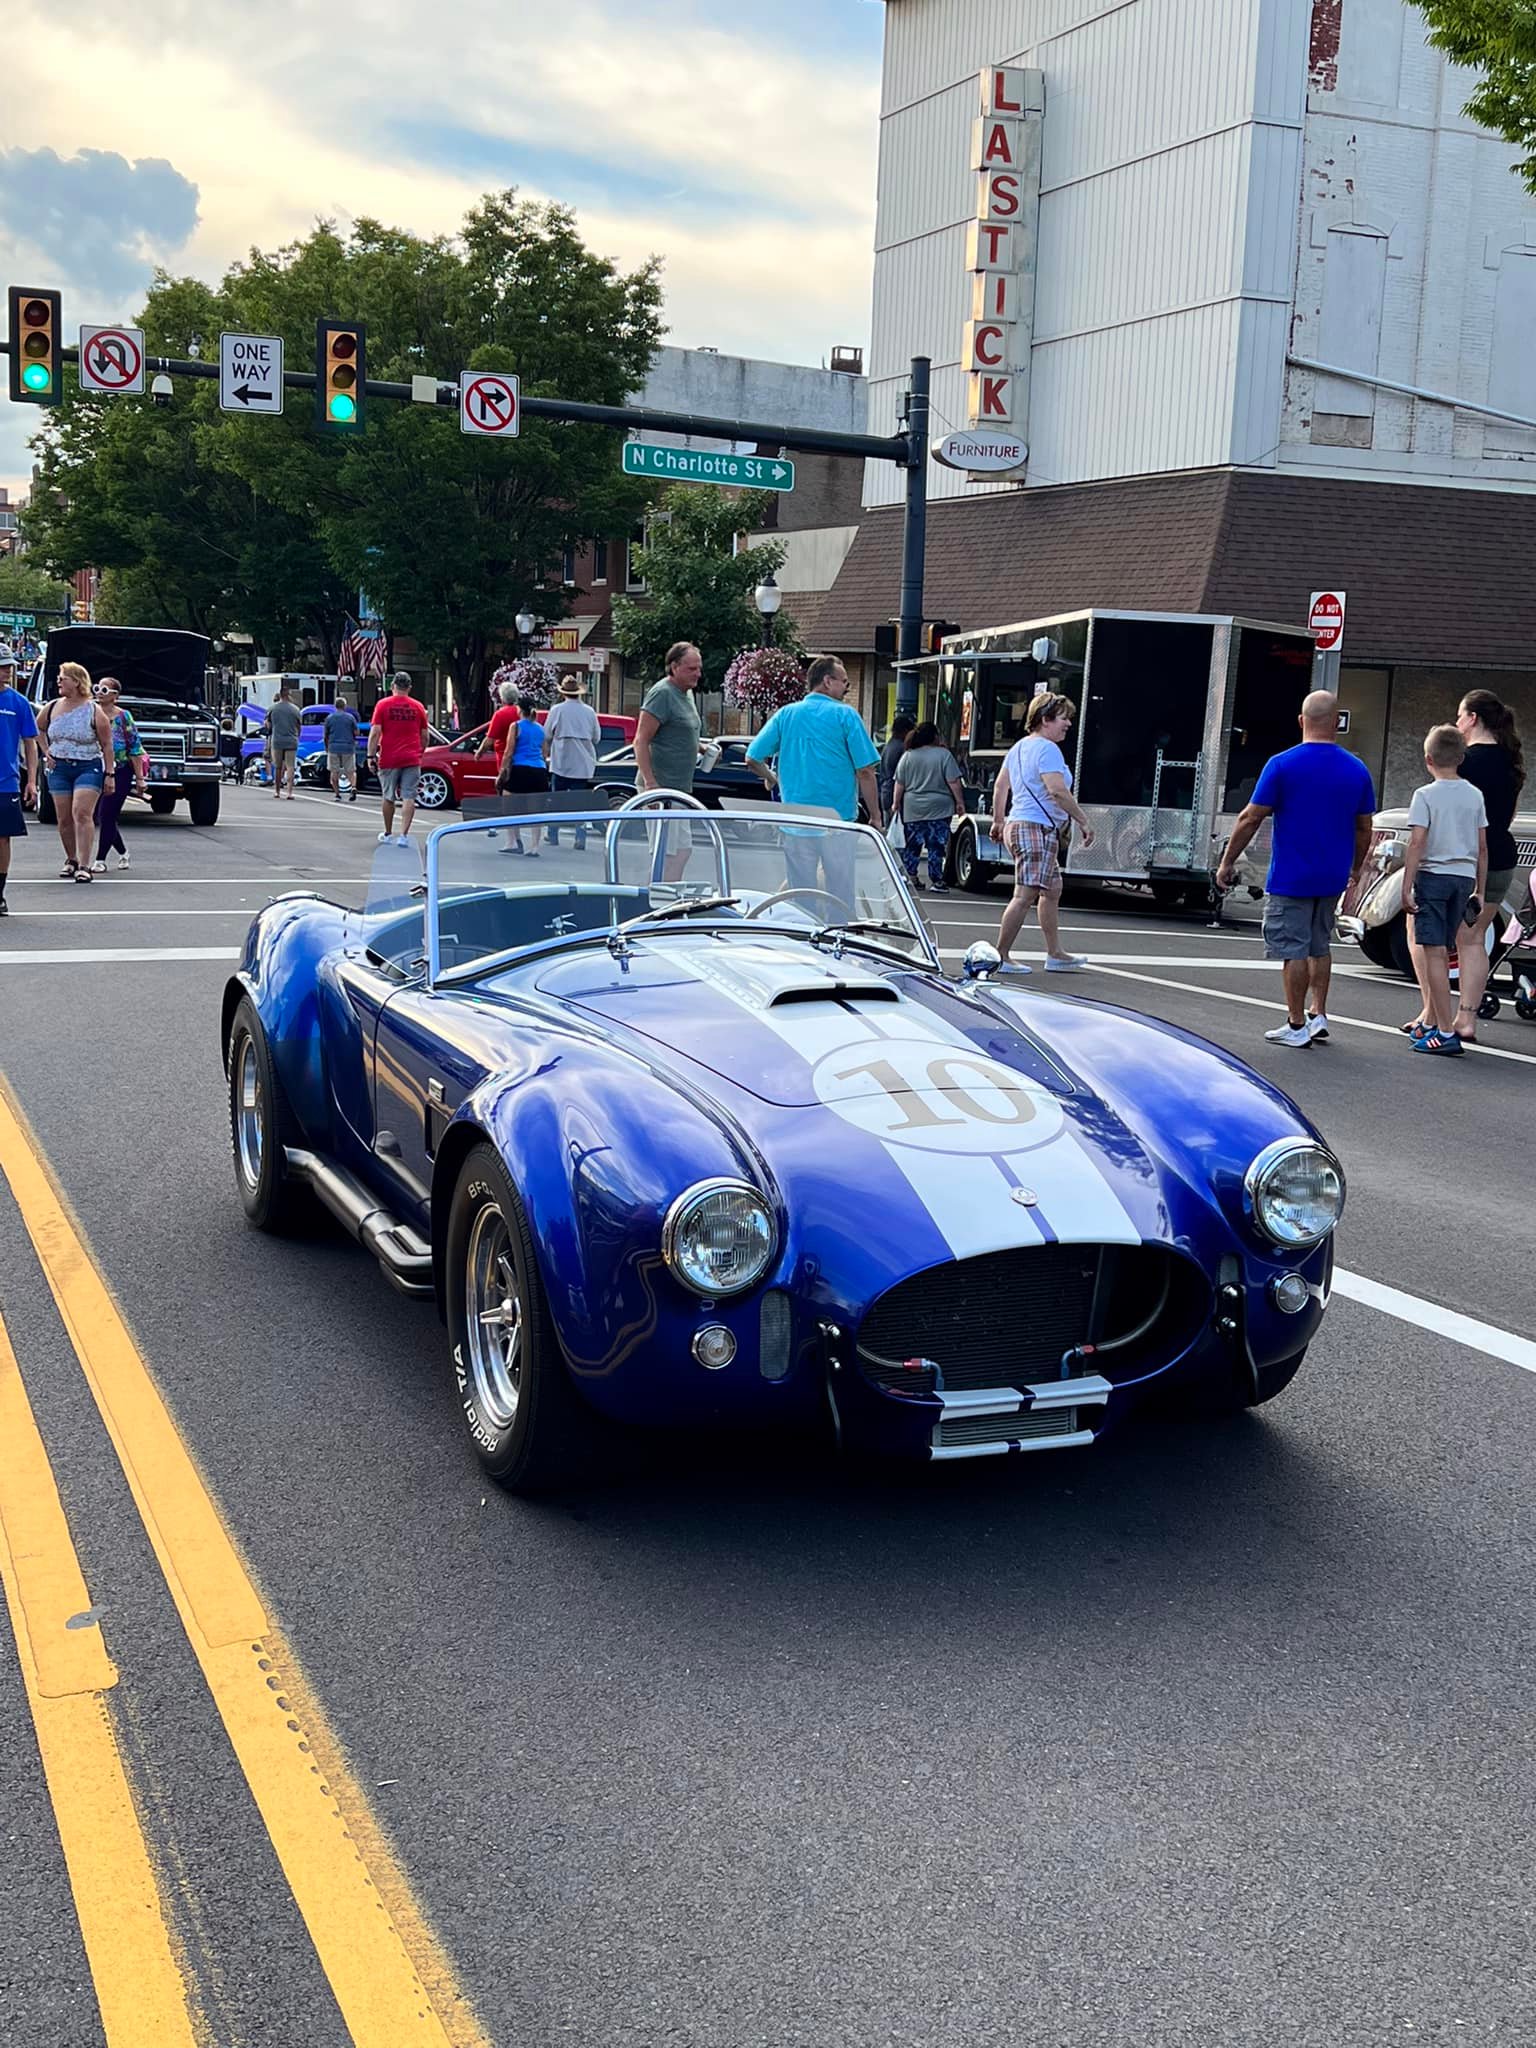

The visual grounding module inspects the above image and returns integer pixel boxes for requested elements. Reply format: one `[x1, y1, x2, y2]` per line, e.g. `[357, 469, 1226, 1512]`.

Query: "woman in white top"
[37, 661, 115, 883]
[989, 691, 1096, 972]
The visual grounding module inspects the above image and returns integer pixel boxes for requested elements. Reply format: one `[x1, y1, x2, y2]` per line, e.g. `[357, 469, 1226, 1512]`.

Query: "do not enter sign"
[460, 371, 520, 438]
[1308, 589, 1346, 654]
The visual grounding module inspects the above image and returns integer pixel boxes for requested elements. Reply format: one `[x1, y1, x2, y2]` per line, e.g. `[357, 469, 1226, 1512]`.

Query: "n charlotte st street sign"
[622, 441, 796, 492]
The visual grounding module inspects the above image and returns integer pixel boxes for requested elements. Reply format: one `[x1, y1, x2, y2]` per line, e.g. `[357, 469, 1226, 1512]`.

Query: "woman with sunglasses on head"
[37, 662, 115, 883]
[90, 676, 148, 872]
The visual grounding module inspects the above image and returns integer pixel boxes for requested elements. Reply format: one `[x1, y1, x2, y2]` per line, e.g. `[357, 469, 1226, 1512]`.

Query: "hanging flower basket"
[489, 657, 560, 707]
[723, 646, 805, 723]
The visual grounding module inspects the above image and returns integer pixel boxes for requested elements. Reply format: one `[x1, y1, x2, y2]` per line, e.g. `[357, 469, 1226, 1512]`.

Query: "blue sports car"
[221, 796, 1343, 1493]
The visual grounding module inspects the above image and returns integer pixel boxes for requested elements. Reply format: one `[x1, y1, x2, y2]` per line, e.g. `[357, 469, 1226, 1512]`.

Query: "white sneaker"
[377, 831, 391, 843]
[113, 852, 130, 870]
[1264, 1022, 1312, 1048]
[91, 859, 107, 874]
[394, 834, 412, 848]
[1045, 953, 1088, 972]
[996, 960, 1033, 975]
[1305, 1012, 1330, 1042]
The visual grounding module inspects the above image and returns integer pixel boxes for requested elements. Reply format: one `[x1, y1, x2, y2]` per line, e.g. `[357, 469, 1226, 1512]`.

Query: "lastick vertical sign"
[964, 64, 1045, 481]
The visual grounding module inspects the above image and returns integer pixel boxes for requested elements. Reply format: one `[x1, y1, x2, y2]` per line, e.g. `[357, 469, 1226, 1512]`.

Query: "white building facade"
[817, 0, 1536, 797]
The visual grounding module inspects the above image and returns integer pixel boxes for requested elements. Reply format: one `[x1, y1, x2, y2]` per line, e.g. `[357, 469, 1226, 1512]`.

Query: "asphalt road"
[2, 784, 1533, 2048]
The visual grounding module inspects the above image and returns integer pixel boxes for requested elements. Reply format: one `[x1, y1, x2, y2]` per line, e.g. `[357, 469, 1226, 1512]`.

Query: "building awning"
[815, 470, 1536, 670]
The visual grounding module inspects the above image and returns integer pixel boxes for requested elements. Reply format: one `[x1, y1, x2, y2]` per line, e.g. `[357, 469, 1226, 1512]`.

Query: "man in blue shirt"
[745, 657, 883, 915]
[1216, 691, 1376, 1048]
[0, 644, 40, 916]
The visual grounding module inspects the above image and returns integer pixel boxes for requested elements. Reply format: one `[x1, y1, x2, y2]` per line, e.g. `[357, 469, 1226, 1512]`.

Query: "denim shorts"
[45, 756, 105, 796]
[1412, 871, 1473, 950]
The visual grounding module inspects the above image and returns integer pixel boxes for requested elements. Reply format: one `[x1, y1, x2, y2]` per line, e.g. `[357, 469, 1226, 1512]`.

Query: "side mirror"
[961, 941, 1001, 982]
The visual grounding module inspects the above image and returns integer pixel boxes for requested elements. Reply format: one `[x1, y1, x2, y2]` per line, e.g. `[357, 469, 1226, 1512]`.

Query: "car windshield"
[357, 809, 933, 980]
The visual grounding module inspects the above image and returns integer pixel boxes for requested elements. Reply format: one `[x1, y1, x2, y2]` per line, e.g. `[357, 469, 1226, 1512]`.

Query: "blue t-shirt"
[1251, 742, 1376, 898]
[0, 685, 39, 795]
[511, 716, 547, 769]
[745, 692, 880, 820]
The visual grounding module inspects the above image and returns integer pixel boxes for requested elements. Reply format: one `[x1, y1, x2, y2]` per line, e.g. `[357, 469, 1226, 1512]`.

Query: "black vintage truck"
[28, 626, 222, 827]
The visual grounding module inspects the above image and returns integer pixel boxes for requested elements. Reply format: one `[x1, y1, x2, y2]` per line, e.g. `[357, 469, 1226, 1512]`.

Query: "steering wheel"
[744, 887, 849, 922]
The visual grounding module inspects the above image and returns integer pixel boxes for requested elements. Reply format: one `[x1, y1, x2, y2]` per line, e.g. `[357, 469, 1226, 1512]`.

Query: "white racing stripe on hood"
[677, 939, 1142, 1254]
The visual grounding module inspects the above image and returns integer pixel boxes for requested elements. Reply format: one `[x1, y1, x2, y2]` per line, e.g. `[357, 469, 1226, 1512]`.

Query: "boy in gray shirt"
[1402, 723, 1487, 1056]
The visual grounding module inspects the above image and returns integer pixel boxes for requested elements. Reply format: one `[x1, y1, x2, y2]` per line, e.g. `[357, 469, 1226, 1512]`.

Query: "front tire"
[149, 790, 176, 816]
[187, 783, 220, 827]
[227, 997, 309, 1233]
[415, 768, 453, 812]
[1357, 922, 1398, 971]
[444, 1145, 594, 1492]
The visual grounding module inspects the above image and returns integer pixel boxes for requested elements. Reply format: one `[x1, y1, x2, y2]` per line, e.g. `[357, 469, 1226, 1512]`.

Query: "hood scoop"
[769, 979, 897, 1008]
[683, 945, 896, 1011]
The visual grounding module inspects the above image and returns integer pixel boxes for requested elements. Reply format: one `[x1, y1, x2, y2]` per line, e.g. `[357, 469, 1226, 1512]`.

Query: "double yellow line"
[0, 1079, 490, 2048]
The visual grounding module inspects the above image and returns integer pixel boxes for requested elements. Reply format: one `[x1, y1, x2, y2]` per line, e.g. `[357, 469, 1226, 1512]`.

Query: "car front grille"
[138, 725, 187, 760]
[856, 1243, 1207, 1396]
[934, 1406, 1081, 1450]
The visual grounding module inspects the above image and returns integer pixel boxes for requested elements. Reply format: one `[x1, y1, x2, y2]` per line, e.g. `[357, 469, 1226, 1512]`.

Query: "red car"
[413, 710, 637, 812]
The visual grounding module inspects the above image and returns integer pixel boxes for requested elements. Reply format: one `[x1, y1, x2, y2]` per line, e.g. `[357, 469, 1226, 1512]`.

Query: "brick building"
[816, 0, 1536, 798]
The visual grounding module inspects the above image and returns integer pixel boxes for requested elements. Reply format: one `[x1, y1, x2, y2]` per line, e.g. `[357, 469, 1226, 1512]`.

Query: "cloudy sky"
[1, 0, 885, 494]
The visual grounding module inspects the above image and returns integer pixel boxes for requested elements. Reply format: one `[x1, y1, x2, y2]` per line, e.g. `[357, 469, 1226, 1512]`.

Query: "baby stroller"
[1469, 889, 1536, 1024]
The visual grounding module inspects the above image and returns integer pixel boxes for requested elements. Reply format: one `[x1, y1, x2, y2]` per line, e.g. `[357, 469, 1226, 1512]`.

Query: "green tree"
[23, 192, 666, 717]
[0, 557, 73, 618]
[612, 486, 798, 707]
[1418, 4, 1536, 190]
[208, 197, 663, 722]
[23, 284, 354, 659]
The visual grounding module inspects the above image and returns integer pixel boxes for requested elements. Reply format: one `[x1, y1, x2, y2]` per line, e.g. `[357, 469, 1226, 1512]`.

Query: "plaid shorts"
[1009, 821, 1062, 893]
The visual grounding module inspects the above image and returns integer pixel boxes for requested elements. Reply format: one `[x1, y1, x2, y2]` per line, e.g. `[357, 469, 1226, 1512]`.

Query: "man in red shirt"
[366, 672, 431, 845]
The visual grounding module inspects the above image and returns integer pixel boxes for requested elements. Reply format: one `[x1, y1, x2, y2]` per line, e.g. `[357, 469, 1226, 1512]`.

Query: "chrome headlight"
[662, 1178, 776, 1298]
[1244, 1139, 1344, 1248]
[193, 726, 216, 745]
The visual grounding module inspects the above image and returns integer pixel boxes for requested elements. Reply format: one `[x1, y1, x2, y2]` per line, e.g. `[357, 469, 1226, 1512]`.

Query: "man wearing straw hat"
[543, 671, 603, 851]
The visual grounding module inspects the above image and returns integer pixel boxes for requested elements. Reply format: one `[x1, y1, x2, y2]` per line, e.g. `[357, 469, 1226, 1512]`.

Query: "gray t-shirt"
[544, 698, 602, 780]
[268, 699, 302, 750]
[323, 709, 359, 753]
[894, 744, 963, 821]
[1408, 776, 1486, 877]
[639, 680, 700, 793]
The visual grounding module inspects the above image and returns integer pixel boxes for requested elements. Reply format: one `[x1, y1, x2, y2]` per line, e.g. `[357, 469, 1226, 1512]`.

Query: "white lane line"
[1084, 962, 1536, 1067]
[0, 909, 257, 918]
[929, 914, 1266, 941]
[936, 950, 1382, 975]
[0, 947, 241, 965]
[1333, 1269, 1536, 1377]
[4, 876, 376, 887]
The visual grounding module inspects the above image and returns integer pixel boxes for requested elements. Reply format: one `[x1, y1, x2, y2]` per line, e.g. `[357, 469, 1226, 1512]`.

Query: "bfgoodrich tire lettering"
[226, 996, 309, 1233]
[444, 1143, 594, 1493]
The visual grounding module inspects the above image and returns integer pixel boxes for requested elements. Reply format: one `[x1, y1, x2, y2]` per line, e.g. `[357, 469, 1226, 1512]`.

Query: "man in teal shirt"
[746, 657, 883, 914]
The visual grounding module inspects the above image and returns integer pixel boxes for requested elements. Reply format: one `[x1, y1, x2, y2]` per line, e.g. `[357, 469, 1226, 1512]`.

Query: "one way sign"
[220, 331, 284, 414]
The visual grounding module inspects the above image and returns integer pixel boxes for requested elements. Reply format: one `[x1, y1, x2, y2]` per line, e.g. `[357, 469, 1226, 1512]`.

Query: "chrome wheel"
[465, 1202, 522, 1433]
[415, 769, 452, 811]
[235, 1037, 264, 1190]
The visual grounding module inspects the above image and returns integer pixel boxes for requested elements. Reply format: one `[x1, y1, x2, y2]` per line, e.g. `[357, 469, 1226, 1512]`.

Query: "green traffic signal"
[22, 362, 51, 393]
[328, 391, 356, 422]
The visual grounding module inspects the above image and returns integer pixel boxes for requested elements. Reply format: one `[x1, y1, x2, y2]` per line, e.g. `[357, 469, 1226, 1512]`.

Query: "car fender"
[1358, 865, 1403, 931]
[430, 1042, 781, 1401]
[221, 895, 352, 1146]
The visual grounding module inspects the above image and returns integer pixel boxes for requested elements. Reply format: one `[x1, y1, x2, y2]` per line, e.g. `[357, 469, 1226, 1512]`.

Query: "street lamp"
[515, 609, 535, 658]
[754, 571, 781, 648]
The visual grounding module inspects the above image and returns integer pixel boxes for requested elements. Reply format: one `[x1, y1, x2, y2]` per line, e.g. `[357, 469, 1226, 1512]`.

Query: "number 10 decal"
[811, 1039, 1065, 1155]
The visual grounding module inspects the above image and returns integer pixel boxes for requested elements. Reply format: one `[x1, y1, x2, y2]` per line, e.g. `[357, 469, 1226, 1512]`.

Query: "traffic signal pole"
[895, 356, 930, 719]
[3, 332, 930, 659]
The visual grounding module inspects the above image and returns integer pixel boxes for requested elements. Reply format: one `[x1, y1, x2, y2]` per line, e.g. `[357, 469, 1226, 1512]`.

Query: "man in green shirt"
[634, 641, 704, 883]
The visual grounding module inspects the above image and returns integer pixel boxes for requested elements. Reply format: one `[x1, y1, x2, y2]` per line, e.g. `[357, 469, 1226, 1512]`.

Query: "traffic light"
[921, 620, 959, 655]
[8, 288, 62, 405]
[315, 320, 365, 431]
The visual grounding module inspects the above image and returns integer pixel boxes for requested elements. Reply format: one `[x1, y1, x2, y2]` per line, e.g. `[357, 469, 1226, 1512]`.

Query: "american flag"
[338, 631, 387, 679]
